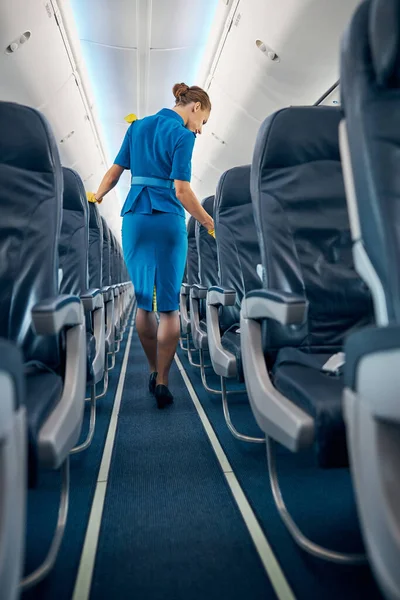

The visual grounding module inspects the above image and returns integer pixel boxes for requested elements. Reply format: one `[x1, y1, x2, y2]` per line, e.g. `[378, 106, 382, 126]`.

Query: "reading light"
[256, 39, 280, 62]
[5, 31, 31, 55]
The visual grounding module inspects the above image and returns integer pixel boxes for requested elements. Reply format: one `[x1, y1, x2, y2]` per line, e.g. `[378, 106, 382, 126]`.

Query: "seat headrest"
[216, 165, 251, 210]
[370, 0, 400, 87]
[201, 195, 214, 216]
[187, 216, 196, 238]
[0, 101, 60, 173]
[254, 106, 341, 171]
[62, 167, 87, 214]
[341, 0, 400, 98]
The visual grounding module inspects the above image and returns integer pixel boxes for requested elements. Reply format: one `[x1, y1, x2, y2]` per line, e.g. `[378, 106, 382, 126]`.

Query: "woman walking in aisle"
[88, 83, 214, 408]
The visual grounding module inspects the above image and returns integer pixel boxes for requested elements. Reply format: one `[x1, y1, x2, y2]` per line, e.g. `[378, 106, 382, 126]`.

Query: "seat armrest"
[102, 286, 113, 302]
[180, 283, 191, 296]
[179, 287, 191, 334]
[190, 292, 208, 350]
[239, 309, 314, 450]
[206, 289, 237, 378]
[207, 286, 236, 307]
[81, 288, 104, 312]
[241, 289, 308, 325]
[32, 295, 84, 335]
[190, 284, 207, 300]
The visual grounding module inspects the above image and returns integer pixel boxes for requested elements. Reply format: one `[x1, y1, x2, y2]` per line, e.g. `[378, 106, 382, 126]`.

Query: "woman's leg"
[136, 308, 158, 373]
[156, 310, 180, 386]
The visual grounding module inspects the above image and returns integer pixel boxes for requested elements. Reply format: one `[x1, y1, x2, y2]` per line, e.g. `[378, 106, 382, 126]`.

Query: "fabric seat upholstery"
[25, 366, 63, 485]
[88, 203, 103, 290]
[0, 101, 66, 484]
[187, 216, 199, 286]
[272, 348, 347, 467]
[215, 165, 262, 381]
[59, 167, 94, 381]
[251, 105, 373, 466]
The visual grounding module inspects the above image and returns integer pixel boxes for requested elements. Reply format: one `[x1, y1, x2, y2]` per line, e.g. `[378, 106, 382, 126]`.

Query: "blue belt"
[131, 176, 175, 190]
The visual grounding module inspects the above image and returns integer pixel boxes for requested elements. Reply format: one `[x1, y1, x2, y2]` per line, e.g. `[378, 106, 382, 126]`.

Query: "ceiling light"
[5, 31, 31, 55]
[256, 39, 280, 62]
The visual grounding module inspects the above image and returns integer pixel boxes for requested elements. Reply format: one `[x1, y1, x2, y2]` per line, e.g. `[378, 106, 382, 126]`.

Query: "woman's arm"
[175, 180, 214, 231]
[94, 164, 125, 203]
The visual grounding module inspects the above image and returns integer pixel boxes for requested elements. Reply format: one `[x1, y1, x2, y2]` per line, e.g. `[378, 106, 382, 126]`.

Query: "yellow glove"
[124, 113, 138, 123]
[208, 229, 215, 238]
[86, 191, 102, 204]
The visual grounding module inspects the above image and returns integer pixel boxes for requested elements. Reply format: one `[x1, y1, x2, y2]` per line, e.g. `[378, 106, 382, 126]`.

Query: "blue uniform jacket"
[114, 108, 196, 218]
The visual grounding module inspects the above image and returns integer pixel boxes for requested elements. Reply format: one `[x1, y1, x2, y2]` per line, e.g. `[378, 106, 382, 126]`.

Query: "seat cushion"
[25, 366, 63, 487]
[221, 326, 243, 381]
[272, 347, 348, 468]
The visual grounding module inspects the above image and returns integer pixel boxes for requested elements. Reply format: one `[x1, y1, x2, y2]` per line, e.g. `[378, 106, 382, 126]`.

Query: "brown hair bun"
[173, 83, 190, 99]
[172, 83, 211, 112]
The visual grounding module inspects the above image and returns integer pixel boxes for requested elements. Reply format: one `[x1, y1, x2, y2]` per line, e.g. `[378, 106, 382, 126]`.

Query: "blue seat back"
[341, 0, 400, 324]
[215, 165, 262, 331]
[186, 216, 199, 286]
[109, 232, 116, 285]
[59, 168, 89, 297]
[88, 204, 103, 290]
[196, 196, 218, 289]
[251, 106, 372, 355]
[0, 101, 62, 368]
[101, 217, 111, 287]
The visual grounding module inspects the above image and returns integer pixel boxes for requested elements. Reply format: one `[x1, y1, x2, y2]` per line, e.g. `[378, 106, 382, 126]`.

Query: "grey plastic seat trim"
[189, 293, 208, 351]
[240, 302, 314, 452]
[206, 289, 237, 379]
[32, 298, 87, 468]
[241, 292, 308, 326]
[179, 285, 191, 335]
[0, 371, 26, 600]
[339, 120, 389, 326]
[344, 386, 400, 599]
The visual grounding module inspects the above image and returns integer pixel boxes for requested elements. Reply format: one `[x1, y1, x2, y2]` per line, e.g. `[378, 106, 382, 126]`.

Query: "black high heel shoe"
[155, 385, 174, 409]
[149, 372, 158, 395]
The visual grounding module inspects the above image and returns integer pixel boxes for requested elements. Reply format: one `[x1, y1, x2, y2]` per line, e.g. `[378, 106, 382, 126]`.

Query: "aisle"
[177, 347, 383, 600]
[89, 332, 276, 600]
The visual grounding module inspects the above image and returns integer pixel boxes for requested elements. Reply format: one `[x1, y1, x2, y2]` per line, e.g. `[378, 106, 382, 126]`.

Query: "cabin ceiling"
[0, 0, 360, 238]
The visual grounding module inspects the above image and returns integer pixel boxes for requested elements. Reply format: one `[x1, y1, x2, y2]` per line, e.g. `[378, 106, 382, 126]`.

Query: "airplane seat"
[108, 232, 121, 348]
[206, 166, 264, 443]
[340, 0, 400, 596]
[0, 101, 86, 588]
[88, 203, 110, 354]
[88, 202, 103, 290]
[60, 168, 106, 453]
[101, 217, 116, 369]
[187, 216, 200, 287]
[190, 195, 217, 352]
[0, 340, 27, 600]
[240, 105, 373, 564]
[101, 216, 112, 289]
[207, 165, 262, 381]
[59, 168, 96, 382]
[179, 216, 198, 347]
[189, 195, 226, 394]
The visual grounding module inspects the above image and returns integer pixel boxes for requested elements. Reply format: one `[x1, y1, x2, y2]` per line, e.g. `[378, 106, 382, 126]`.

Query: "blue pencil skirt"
[122, 211, 188, 312]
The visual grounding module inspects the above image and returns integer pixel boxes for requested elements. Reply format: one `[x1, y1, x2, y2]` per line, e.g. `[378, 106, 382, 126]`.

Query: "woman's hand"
[86, 191, 102, 204]
[202, 215, 214, 232]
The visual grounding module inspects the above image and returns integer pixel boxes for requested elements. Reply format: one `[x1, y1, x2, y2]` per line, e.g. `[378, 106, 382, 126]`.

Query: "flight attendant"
[89, 83, 214, 408]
